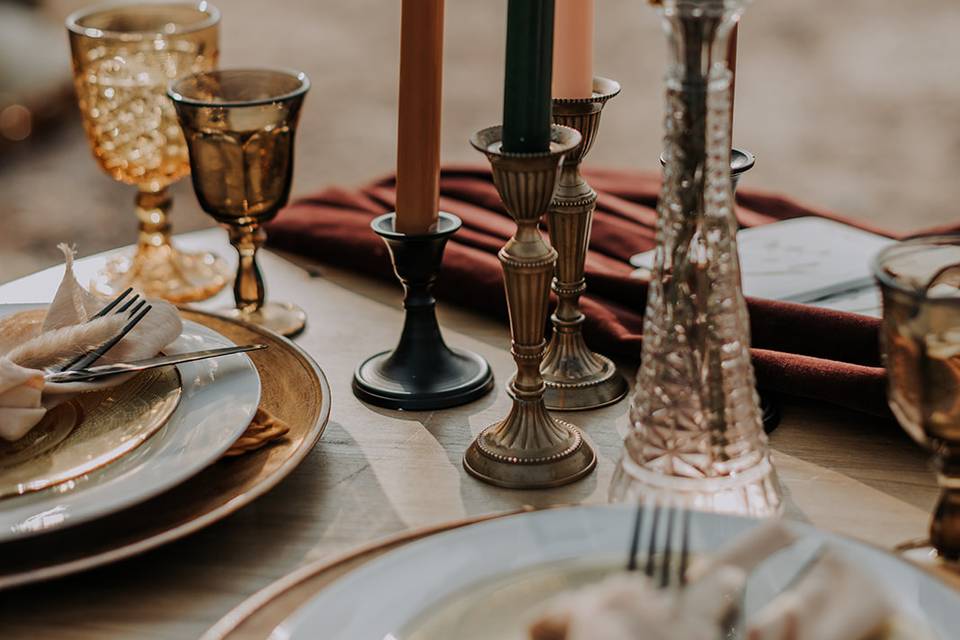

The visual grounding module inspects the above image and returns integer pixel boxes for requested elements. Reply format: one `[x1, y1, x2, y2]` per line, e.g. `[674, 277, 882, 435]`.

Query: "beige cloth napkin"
[0, 246, 182, 441]
[530, 522, 895, 640]
[747, 547, 893, 640]
[530, 567, 745, 640]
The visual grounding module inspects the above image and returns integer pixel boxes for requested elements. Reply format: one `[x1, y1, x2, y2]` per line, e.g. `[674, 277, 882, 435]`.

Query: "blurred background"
[1, 0, 958, 283]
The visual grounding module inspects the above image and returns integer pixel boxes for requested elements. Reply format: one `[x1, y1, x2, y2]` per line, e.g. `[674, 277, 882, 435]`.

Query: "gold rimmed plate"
[0, 368, 182, 498]
[0, 309, 330, 589]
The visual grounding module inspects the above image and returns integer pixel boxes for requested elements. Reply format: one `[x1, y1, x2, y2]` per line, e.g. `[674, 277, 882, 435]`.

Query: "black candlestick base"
[353, 212, 494, 411]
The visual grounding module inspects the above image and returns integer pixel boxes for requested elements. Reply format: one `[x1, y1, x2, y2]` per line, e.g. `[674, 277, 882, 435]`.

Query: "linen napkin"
[267, 165, 960, 417]
[529, 522, 896, 640]
[529, 567, 746, 640]
[0, 246, 182, 441]
[747, 547, 894, 640]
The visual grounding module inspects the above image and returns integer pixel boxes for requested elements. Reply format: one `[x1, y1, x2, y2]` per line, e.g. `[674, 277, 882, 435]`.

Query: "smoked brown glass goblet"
[168, 68, 310, 337]
[875, 236, 960, 562]
[67, 1, 230, 302]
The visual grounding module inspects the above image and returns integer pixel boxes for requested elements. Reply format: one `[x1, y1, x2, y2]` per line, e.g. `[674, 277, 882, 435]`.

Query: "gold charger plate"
[0, 368, 181, 498]
[0, 309, 330, 589]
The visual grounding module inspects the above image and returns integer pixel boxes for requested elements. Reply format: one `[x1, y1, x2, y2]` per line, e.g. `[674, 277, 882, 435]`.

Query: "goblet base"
[92, 243, 229, 304]
[897, 539, 960, 585]
[221, 302, 306, 338]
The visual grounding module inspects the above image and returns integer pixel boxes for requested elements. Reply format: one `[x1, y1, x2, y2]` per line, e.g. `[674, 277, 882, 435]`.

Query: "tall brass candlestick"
[465, 124, 596, 489]
[541, 77, 627, 411]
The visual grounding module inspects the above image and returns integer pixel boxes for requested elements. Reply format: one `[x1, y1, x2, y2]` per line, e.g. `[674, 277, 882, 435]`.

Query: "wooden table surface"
[0, 230, 938, 639]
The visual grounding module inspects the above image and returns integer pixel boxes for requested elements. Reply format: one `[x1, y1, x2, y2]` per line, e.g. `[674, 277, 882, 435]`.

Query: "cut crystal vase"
[610, 0, 782, 517]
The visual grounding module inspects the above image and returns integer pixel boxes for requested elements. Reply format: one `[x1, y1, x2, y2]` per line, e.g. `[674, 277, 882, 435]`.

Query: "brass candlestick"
[541, 77, 627, 411]
[464, 124, 597, 489]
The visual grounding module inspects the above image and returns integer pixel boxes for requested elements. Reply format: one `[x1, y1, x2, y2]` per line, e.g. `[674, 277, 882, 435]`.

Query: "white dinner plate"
[272, 505, 959, 640]
[0, 303, 260, 542]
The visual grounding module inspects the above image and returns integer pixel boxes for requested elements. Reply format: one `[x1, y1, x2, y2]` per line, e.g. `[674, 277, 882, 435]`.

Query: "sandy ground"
[1, 0, 958, 282]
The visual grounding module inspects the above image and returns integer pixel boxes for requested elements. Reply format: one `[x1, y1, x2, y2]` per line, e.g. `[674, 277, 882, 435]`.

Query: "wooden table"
[0, 230, 938, 639]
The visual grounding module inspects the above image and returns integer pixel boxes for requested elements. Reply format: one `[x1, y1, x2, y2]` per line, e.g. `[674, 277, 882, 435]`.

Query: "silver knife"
[45, 344, 268, 383]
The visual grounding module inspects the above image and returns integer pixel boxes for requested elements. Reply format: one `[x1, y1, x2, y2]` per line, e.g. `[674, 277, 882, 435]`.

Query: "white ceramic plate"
[0, 304, 260, 542]
[272, 505, 959, 640]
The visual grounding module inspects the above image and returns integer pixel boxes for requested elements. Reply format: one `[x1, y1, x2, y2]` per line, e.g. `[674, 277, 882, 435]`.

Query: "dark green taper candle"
[502, 0, 555, 153]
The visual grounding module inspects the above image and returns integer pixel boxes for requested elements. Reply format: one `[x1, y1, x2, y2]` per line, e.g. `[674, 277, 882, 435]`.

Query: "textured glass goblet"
[875, 236, 960, 561]
[169, 69, 310, 337]
[66, 1, 230, 302]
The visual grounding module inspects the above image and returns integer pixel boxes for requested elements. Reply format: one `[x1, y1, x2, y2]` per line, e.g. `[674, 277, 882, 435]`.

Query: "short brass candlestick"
[465, 124, 597, 489]
[541, 77, 627, 411]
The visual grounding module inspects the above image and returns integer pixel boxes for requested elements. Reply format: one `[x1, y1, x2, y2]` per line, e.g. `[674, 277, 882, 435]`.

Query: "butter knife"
[45, 344, 268, 383]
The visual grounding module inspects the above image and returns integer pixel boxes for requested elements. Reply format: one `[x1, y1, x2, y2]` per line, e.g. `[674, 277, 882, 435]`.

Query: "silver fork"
[626, 505, 743, 638]
[626, 503, 691, 590]
[53, 288, 153, 373]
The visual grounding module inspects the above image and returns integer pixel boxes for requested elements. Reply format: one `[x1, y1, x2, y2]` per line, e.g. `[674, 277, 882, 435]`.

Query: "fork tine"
[679, 508, 691, 587]
[644, 504, 661, 578]
[659, 507, 676, 589]
[626, 503, 644, 571]
[116, 294, 141, 314]
[63, 304, 151, 371]
[90, 287, 133, 320]
[124, 299, 147, 318]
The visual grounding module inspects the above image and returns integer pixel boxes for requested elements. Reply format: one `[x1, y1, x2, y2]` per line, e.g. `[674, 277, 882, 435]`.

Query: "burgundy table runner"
[267, 165, 951, 418]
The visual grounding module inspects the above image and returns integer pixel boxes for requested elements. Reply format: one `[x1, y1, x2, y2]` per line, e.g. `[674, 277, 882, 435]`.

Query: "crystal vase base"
[610, 454, 782, 518]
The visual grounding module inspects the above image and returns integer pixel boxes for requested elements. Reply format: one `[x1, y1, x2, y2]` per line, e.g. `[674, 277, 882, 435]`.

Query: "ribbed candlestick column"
[464, 124, 597, 489]
[541, 76, 627, 411]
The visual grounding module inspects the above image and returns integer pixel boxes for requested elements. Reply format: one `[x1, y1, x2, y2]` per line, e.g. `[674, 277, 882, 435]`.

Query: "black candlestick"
[352, 212, 494, 410]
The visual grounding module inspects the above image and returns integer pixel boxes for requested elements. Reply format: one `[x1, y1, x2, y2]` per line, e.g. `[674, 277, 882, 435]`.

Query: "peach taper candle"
[552, 0, 594, 99]
[395, 0, 444, 234]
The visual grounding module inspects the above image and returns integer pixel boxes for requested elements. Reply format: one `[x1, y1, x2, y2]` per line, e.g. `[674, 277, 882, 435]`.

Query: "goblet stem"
[135, 188, 173, 247]
[221, 224, 305, 337]
[932, 454, 960, 561]
[227, 224, 267, 313]
[92, 187, 230, 303]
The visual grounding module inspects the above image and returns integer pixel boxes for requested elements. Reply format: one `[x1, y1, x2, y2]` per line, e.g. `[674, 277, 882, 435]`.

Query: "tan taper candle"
[396, 0, 444, 234]
[552, 0, 594, 99]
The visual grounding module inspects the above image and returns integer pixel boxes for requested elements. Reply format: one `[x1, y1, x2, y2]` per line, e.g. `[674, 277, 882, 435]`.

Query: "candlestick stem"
[541, 77, 627, 411]
[465, 124, 596, 489]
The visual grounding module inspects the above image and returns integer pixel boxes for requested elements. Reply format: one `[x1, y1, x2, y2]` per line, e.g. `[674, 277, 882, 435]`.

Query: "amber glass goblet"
[875, 236, 960, 562]
[169, 69, 310, 337]
[66, 1, 230, 303]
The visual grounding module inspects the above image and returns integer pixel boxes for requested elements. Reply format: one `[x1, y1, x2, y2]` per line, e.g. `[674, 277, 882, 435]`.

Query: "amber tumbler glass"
[169, 69, 310, 337]
[66, 1, 230, 302]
